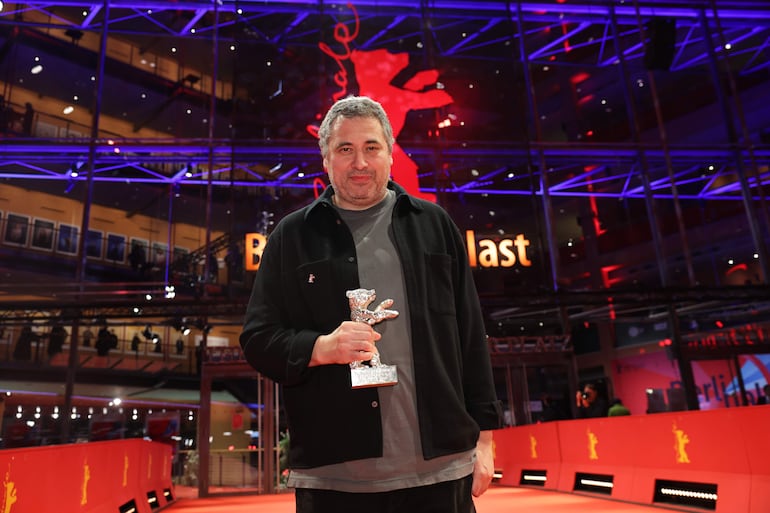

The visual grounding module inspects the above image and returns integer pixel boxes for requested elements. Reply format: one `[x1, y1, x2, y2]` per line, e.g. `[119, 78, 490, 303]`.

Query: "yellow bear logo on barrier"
[2, 466, 18, 513]
[673, 423, 691, 463]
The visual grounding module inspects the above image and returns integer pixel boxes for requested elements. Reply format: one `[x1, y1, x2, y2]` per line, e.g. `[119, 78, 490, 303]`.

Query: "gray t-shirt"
[288, 190, 474, 492]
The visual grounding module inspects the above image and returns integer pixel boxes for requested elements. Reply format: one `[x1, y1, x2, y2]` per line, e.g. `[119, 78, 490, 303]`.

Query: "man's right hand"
[309, 321, 381, 366]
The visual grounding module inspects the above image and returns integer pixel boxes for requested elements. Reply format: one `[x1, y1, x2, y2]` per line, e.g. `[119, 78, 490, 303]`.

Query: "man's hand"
[472, 430, 495, 497]
[309, 321, 381, 367]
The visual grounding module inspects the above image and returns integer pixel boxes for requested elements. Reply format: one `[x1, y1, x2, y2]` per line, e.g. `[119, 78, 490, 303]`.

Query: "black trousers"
[295, 474, 476, 513]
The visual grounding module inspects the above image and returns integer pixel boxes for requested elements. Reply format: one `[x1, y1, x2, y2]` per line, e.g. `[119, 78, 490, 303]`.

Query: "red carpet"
[165, 486, 685, 512]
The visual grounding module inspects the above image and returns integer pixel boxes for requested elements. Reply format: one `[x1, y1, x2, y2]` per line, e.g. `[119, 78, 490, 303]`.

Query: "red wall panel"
[494, 406, 770, 513]
[0, 439, 172, 513]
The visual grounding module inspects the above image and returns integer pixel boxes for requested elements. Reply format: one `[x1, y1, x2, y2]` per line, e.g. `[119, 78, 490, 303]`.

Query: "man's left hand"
[472, 430, 495, 497]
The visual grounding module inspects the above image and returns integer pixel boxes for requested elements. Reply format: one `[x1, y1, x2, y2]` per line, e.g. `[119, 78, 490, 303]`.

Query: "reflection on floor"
[167, 485, 688, 512]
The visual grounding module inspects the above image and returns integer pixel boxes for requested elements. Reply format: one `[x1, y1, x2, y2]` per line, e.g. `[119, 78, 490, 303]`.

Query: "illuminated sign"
[466, 230, 532, 268]
[307, 2, 453, 203]
[245, 233, 267, 271]
[245, 230, 533, 271]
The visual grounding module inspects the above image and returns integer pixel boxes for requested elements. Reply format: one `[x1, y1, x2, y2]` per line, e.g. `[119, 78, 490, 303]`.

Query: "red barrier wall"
[494, 420, 562, 488]
[494, 406, 770, 513]
[0, 439, 173, 513]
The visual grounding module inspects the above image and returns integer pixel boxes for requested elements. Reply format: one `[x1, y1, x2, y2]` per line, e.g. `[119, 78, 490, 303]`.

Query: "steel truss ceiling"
[0, 1, 769, 200]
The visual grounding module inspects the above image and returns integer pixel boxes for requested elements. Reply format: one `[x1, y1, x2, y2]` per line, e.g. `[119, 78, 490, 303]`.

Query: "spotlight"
[173, 318, 191, 336]
[194, 318, 210, 333]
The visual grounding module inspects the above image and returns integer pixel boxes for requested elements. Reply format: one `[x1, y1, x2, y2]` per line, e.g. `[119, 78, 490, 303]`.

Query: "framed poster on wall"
[86, 229, 103, 259]
[129, 237, 149, 271]
[3, 213, 30, 246]
[106, 233, 127, 263]
[31, 218, 55, 251]
[151, 241, 168, 269]
[57, 224, 79, 254]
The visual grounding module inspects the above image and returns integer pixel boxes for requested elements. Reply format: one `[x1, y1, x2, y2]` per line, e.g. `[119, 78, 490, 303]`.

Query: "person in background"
[13, 326, 36, 361]
[0, 95, 8, 133]
[538, 392, 564, 422]
[22, 102, 34, 136]
[81, 326, 94, 347]
[607, 397, 631, 416]
[757, 384, 770, 405]
[240, 95, 502, 513]
[575, 382, 609, 418]
[47, 323, 67, 360]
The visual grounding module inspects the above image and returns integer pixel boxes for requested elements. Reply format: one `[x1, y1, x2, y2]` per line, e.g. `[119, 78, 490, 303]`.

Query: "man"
[607, 397, 631, 416]
[240, 95, 502, 512]
[757, 384, 770, 405]
[575, 382, 609, 418]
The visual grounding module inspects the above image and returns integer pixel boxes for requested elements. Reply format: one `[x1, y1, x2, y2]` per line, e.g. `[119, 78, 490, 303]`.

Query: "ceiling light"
[63, 105, 74, 115]
[31, 64, 43, 74]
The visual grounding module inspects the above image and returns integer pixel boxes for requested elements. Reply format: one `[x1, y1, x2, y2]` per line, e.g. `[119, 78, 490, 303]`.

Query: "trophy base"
[350, 364, 398, 388]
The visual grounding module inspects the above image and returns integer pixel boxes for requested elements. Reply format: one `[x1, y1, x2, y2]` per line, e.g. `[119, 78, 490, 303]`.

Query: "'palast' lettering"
[466, 230, 532, 268]
[244, 229, 533, 271]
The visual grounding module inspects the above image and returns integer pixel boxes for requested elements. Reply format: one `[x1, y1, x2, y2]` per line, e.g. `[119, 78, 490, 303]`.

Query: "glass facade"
[1, 1, 769, 492]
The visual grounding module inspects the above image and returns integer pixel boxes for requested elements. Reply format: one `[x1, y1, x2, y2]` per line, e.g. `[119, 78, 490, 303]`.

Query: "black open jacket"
[240, 181, 503, 469]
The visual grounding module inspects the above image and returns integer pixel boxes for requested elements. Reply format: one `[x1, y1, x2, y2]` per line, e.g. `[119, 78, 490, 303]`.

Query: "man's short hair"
[317, 96, 395, 157]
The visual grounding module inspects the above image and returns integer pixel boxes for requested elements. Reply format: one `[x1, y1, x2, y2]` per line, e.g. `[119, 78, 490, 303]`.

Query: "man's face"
[323, 116, 393, 211]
